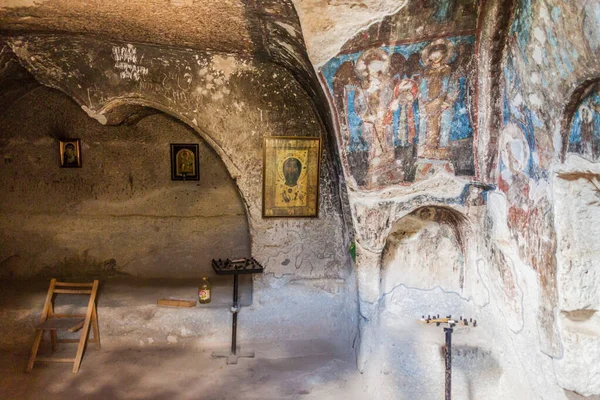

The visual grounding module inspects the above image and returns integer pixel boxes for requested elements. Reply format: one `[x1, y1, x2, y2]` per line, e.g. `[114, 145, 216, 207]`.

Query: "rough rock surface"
[2, 0, 600, 398]
[0, 36, 358, 363]
[0, 87, 250, 279]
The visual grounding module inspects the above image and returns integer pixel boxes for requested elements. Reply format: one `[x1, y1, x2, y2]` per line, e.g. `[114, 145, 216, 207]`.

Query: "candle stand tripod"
[211, 257, 264, 364]
[419, 314, 478, 400]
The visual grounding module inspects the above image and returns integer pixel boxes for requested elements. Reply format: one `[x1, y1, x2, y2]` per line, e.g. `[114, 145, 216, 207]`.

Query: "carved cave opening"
[551, 78, 600, 393]
[374, 206, 501, 399]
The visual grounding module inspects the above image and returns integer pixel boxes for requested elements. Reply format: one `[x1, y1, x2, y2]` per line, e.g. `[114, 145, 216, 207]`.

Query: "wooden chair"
[27, 279, 100, 373]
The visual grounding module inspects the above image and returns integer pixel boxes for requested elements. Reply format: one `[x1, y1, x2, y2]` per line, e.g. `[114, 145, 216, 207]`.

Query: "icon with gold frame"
[59, 139, 82, 168]
[262, 136, 321, 218]
[170, 143, 200, 181]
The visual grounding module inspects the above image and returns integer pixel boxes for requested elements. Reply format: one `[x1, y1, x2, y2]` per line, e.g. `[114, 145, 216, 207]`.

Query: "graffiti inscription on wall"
[568, 83, 600, 161]
[112, 44, 148, 81]
[322, 36, 476, 188]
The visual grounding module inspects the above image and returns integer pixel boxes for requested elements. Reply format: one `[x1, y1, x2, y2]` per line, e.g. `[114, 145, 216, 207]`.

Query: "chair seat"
[36, 317, 85, 332]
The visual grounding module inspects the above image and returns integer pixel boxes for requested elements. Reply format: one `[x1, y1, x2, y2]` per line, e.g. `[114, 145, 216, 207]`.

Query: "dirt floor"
[0, 342, 364, 400]
[0, 278, 364, 399]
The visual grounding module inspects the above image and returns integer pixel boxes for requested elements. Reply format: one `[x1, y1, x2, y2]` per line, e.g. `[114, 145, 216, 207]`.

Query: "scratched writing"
[112, 45, 148, 81]
[112, 45, 138, 63]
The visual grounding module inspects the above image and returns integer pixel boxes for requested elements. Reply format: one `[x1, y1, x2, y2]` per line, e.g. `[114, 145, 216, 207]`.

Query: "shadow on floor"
[0, 342, 363, 400]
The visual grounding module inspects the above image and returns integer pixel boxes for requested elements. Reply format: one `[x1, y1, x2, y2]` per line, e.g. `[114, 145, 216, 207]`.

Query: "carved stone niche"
[361, 205, 503, 399]
[381, 206, 467, 294]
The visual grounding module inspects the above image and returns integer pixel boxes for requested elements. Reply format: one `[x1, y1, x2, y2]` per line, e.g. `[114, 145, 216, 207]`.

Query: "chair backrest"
[40, 279, 99, 322]
[53, 281, 96, 294]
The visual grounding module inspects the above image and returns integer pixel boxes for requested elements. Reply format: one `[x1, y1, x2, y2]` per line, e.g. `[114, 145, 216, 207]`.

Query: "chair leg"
[92, 306, 101, 350]
[72, 320, 92, 373]
[27, 330, 44, 372]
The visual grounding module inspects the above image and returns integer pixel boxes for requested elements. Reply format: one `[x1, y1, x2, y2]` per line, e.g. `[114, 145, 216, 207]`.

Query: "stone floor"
[0, 277, 364, 399]
[0, 343, 364, 400]
[2, 279, 598, 400]
[3, 342, 599, 400]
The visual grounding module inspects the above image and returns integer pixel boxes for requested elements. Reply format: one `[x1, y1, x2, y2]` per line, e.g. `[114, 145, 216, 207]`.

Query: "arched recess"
[372, 205, 502, 399]
[0, 86, 251, 279]
[4, 35, 353, 283]
[553, 78, 600, 396]
[41, 95, 256, 226]
[560, 78, 600, 163]
[5, 34, 333, 231]
[381, 206, 468, 295]
[86, 97, 253, 218]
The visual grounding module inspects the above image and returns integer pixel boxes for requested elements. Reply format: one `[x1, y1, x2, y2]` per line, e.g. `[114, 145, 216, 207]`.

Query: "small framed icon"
[170, 143, 200, 181]
[59, 139, 82, 168]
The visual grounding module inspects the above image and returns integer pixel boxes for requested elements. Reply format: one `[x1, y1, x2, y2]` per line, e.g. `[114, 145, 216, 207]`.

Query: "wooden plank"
[157, 298, 197, 308]
[40, 279, 56, 324]
[92, 305, 101, 349]
[36, 357, 76, 363]
[27, 330, 44, 372]
[36, 318, 84, 331]
[52, 314, 86, 318]
[55, 282, 95, 287]
[73, 280, 98, 373]
[53, 289, 92, 294]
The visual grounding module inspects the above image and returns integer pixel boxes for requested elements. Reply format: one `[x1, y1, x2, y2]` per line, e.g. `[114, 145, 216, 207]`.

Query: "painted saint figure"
[324, 35, 476, 188]
[279, 156, 306, 205]
[177, 149, 195, 176]
[569, 85, 600, 161]
[419, 39, 458, 160]
[353, 48, 396, 161]
[283, 157, 302, 187]
[387, 78, 419, 147]
[63, 143, 78, 167]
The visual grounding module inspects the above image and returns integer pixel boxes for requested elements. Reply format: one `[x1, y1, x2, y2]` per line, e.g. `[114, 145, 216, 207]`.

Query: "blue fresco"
[450, 77, 473, 141]
[501, 54, 539, 179]
[321, 36, 476, 187]
[431, 0, 457, 23]
[584, 2, 600, 56]
[509, 0, 533, 52]
[568, 87, 600, 161]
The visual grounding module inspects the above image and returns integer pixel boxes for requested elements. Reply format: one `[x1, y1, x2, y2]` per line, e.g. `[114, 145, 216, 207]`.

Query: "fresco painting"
[341, 0, 479, 53]
[322, 36, 476, 189]
[568, 83, 600, 161]
[583, 2, 600, 56]
[501, 1, 564, 356]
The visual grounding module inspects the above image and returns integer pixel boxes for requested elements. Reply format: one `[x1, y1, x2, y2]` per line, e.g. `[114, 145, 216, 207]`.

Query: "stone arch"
[560, 78, 600, 163]
[553, 80, 600, 396]
[0, 86, 252, 279]
[86, 97, 252, 216]
[4, 35, 355, 284]
[75, 95, 261, 271]
[27, 90, 257, 241]
[5, 34, 337, 233]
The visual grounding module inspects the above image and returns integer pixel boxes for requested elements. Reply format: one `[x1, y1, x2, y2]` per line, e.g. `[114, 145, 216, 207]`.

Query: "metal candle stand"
[419, 314, 478, 400]
[211, 257, 264, 364]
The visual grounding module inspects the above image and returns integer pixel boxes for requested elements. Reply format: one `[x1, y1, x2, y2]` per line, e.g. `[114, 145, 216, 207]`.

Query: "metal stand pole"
[231, 274, 238, 355]
[444, 327, 453, 400]
[211, 274, 254, 364]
